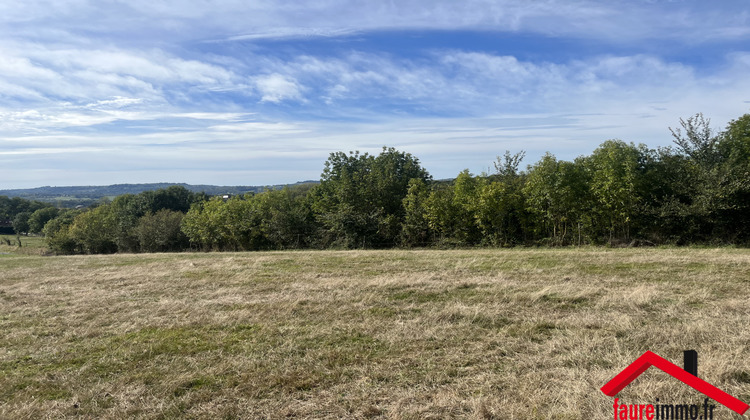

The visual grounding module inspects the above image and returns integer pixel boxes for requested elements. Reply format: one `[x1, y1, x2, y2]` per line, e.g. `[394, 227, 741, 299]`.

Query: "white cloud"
[255, 74, 304, 103]
[85, 97, 144, 109]
[1, 1, 749, 188]
[0, 146, 106, 156]
[3, 47, 747, 144]
[0, 42, 242, 106]
[4, 0, 748, 47]
[223, 27, 360, 42]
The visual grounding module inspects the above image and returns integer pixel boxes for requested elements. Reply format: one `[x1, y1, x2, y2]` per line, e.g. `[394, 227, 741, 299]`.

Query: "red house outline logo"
[601, 351, 749, 415]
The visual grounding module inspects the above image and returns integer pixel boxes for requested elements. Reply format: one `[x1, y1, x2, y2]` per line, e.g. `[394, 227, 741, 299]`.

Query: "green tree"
[142, 185, 196, 213]
[474, 180, 508, 245]
[714, 114, 750, 241]
[524, 154, 590, 244]
[669, 113, 719, 169]
[488, 151, 530, 245]
[0, 197, 48, 221]
[42, 209, 82, 254]
[585, 140, 643, 243]
[182, 199, 220, 250]
[254, 186, 315, 249]
[313, 147, 430, 248]
[68, 206, 118, 254]
[182, 195, 265, 251]
[27, 207, 60, 234]
[108, 194, 149, 252]
[400, 178, 432, 247]
[135, 209, 188, 253]
[12, 212, 31, 235]
[493, 150, 526, 179]
[631, 146, 698, 243]
[312, 150, 375, 247]
[423, 185, 461, 246]
[0, 196, 49, 234]
[451, 170, 483, 245]
[422, 171, 481, 246]
[100, 186, 198, 252]
[663, 113, 750, 243]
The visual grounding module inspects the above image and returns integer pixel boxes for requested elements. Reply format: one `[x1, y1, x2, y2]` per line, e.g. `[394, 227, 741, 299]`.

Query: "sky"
[1, 1, 749, 189]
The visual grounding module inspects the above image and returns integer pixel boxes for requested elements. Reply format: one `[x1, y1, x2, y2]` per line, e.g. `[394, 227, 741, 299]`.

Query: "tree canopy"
[25, 111, 750, 254]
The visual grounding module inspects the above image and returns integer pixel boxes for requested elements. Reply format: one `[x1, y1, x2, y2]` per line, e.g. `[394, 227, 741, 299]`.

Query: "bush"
[135, 209, 188, 253]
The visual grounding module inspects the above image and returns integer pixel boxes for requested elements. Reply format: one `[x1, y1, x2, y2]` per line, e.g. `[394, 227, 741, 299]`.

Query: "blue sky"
[1, 0, 749, 188]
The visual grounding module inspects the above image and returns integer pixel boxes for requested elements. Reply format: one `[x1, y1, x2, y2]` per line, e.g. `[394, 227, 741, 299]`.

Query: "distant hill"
[0, 181, 319, 207]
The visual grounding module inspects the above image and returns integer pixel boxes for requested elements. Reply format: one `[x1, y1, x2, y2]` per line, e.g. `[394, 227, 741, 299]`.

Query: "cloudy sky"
[1, 1, 749, 188]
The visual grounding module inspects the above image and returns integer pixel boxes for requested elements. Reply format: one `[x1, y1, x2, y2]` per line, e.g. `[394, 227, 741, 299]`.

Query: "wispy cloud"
[1, 1, 749, 188]
[4, 1, 749, 45]
[254, 74, 305, 103]
[223, 27, 361, 42]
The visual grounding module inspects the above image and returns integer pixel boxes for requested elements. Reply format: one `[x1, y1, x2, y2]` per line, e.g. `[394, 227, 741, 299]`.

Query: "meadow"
[0, 235, 48, 256]
[1, 247, 749, 419]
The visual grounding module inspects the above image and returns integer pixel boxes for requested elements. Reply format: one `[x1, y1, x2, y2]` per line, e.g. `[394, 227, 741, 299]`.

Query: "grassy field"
[0, 234, 49, 256]
[1, 248, 749, 419]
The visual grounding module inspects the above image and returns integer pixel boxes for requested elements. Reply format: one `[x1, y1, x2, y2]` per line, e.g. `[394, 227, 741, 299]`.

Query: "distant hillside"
[0, 181, 319, 207]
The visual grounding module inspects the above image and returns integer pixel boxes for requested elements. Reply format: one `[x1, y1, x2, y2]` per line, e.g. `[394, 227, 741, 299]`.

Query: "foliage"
[669, 113, 719, 168]
[0, 196, 50, 234]
[254, 186, 316, 249]
[312, 147, 431, 248]
[182, 194, 268, 251]
[12, 212, 32, 235]
[400, 178, 432, 247]
[493, 150, 526, 179]
[43, 186, 203, 254]
[42, 210, 82, 254]
[584, 140, 643, 243]
[38, 113, 750, 253]
[135, 209, 189, 253]
[524, 154, 590, 244]
[68, 205, 118, 254]
[27, 207, 60, 234]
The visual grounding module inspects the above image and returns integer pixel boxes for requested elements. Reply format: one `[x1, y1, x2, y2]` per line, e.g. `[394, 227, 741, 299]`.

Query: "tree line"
[0, 182, 306, 209]
[0, 196, 54, 235]
[5, 112, 748, 254]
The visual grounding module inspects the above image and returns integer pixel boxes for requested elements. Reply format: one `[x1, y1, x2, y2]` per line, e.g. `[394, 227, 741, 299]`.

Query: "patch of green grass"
[113, 327, 221, 358]
[469, 314, 513, 330]
[172, 376, 220, 397]
[0, 234, 48, 255]
[538, 292, 591, 309]
[388, 283, 482, 304]
[506, 320, 560, 342]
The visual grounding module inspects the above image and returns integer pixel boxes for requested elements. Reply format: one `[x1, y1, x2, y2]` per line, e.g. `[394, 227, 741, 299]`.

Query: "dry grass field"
[1, 248, 749, 419]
